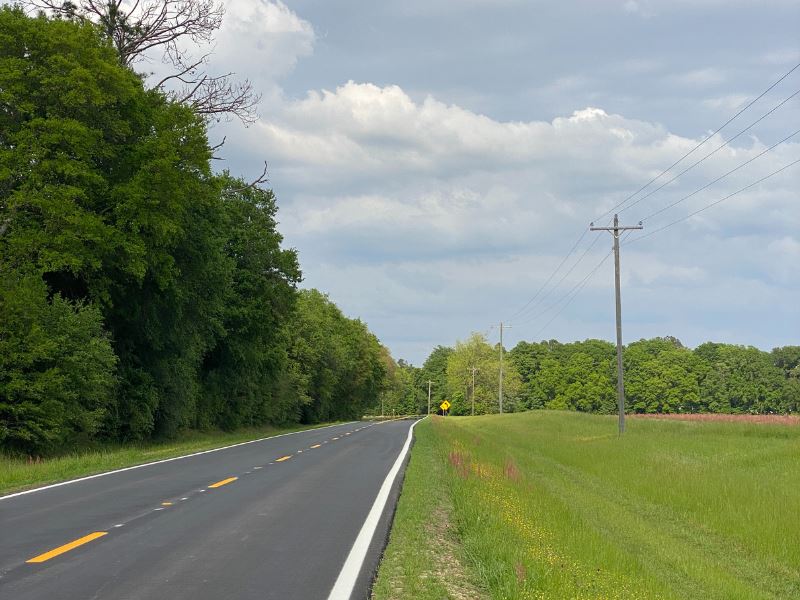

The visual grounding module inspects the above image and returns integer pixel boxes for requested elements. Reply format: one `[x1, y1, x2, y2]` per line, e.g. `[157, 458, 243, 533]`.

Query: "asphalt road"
[0, 419, 419, 600]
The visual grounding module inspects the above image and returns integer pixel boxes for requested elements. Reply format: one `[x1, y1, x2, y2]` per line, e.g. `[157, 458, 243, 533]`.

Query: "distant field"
[631, 413, 800, 425]
[374, 411, 800, 599]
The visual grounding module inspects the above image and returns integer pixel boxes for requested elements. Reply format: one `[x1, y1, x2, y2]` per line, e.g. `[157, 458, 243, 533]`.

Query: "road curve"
[0, 419, 419, 600]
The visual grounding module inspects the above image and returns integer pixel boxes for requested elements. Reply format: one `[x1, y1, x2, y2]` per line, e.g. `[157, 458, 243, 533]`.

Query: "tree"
[772, 346, 800, 379]
[378, 360, 424, 416]
[625, 340, 702, 413]
[2, 7, 230, 440]
[696, 345, 789, 414]
[0, 275, 116, 455]
[0, 8, 391, 454]
[419, 345, 453, 412]
[198, 175, 301, 429]
[510, 339, 615, 412]
[446, 333, 521, 415]
[286, 290, 386, 423]
[25, 0, 260, 123]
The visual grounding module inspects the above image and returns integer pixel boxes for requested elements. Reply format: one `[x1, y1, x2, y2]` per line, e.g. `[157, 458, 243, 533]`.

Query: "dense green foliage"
[287, 290, 387, 423]
[403, 335, 799, 417]
[0, 275, 116, 453]
[509, 336, 799, 415]
[0, 9, 387, 455]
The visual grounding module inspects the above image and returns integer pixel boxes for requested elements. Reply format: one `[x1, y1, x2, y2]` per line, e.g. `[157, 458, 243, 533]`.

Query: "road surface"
[0, 419, 419, 599]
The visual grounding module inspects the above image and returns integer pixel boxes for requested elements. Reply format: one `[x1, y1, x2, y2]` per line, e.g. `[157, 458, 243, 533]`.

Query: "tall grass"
[377, 412, 800, 599]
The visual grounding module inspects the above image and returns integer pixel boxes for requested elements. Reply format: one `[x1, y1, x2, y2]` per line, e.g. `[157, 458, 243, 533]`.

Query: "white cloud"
[232, 78, 800, 360]
[197, 1, 800, 362]
[139, 0, 315, 108]
[702, 94, 749, 112]
[623, 0, 656, 18]
[758, 48, 800, 65]
[671, 68, 727, 87]
[215, 0, 315, 81]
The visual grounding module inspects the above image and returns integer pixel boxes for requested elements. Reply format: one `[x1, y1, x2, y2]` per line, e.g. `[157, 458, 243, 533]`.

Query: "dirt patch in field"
[631, 413, 800, 425]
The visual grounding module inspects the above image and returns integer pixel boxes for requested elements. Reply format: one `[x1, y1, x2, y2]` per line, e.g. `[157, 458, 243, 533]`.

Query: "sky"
[20, 0, 800, 365]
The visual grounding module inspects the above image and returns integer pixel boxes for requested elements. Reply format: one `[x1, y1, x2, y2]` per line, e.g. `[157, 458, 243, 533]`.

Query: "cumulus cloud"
[214, 0, 314, 82]
[237, 78, 799, 360]
[169, 1, 800, 361]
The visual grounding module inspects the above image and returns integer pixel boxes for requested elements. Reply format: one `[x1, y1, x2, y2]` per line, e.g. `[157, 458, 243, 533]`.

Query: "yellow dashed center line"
[208, 476, 238, 488]
[161, 502, 173, 506]
[310, 444, 321, 449]
[26, 532, 107, 564]
[275, 455, 292, 462]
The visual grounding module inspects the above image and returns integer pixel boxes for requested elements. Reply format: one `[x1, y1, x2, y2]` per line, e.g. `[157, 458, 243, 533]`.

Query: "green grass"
[375, 411, 800, 599]
[0, 422, 341, 496]
[372, 419, 487, 599]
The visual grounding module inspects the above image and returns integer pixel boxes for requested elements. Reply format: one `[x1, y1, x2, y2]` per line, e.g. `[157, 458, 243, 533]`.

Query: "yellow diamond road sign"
[440, 400, 451, 411]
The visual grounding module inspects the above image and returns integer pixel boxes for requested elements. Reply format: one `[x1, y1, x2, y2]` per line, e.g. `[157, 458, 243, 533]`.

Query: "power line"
[618, 87, 800, 217]
[513, 233, 602, 323]
[526, 159, 799, 342]
[517, 245, 612, 328]
[625, 157, 800, 246]
[530, 250, 613, 338]
[595, 60, 800, 222]
[505, 227, 588, 321]
[498, 62, 799, 341]
[638, 127, 800, 223]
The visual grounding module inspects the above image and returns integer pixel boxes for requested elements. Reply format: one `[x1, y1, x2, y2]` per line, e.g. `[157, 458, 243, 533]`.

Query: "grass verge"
[376, 411, 800, 599]
[372, 418, 487, 599]
[0, 421, 341, 496]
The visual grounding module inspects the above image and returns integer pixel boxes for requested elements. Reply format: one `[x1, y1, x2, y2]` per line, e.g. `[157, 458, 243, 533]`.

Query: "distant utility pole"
[427, 380, 434, 415]
[590, 214, 643, 435]
[498, 322, 512, 414]
[470, 366, 479, 416]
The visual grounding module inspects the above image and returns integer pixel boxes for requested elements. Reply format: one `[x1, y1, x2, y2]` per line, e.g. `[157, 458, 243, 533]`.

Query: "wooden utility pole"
[590, 214, 642, 435]
[427, 380, 434, 415]
[498, 322, 511, 413]
[470, 366, 478, 416]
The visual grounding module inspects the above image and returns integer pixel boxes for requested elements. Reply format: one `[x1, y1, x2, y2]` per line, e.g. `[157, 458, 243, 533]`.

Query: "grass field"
[374, 411, 800, 600]
[0, 422, 340, 496]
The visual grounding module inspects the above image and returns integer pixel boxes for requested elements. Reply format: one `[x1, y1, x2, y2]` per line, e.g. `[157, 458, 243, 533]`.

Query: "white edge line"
[327, 417, 423, 600]
[0, 421, 357, 501]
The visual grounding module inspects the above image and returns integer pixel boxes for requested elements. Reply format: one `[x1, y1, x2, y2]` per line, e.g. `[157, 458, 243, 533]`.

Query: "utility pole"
[590, 214, 642, 435]
[427, 380, 434, 416]
[470, 366, 478, 416]
[498, 322, 512, 414]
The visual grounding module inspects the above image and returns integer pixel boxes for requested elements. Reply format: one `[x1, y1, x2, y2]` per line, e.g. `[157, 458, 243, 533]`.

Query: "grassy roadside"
[0, 421, 342, 496]
[375, 411, 800, 599]
[372, 418, 487, 600]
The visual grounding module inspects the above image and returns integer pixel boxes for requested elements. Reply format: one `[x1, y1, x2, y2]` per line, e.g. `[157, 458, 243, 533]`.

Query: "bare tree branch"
[227, 162, 269, 192]
[24, 0, 259, 124]
[179, 74, 261, 125]
[209, 135, 226, 159]
[152, 52, 206, 89]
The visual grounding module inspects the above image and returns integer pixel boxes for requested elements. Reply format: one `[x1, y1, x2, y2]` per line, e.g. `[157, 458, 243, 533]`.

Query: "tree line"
[0, 8, 387, 455]
[378, 334, 800, 417]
